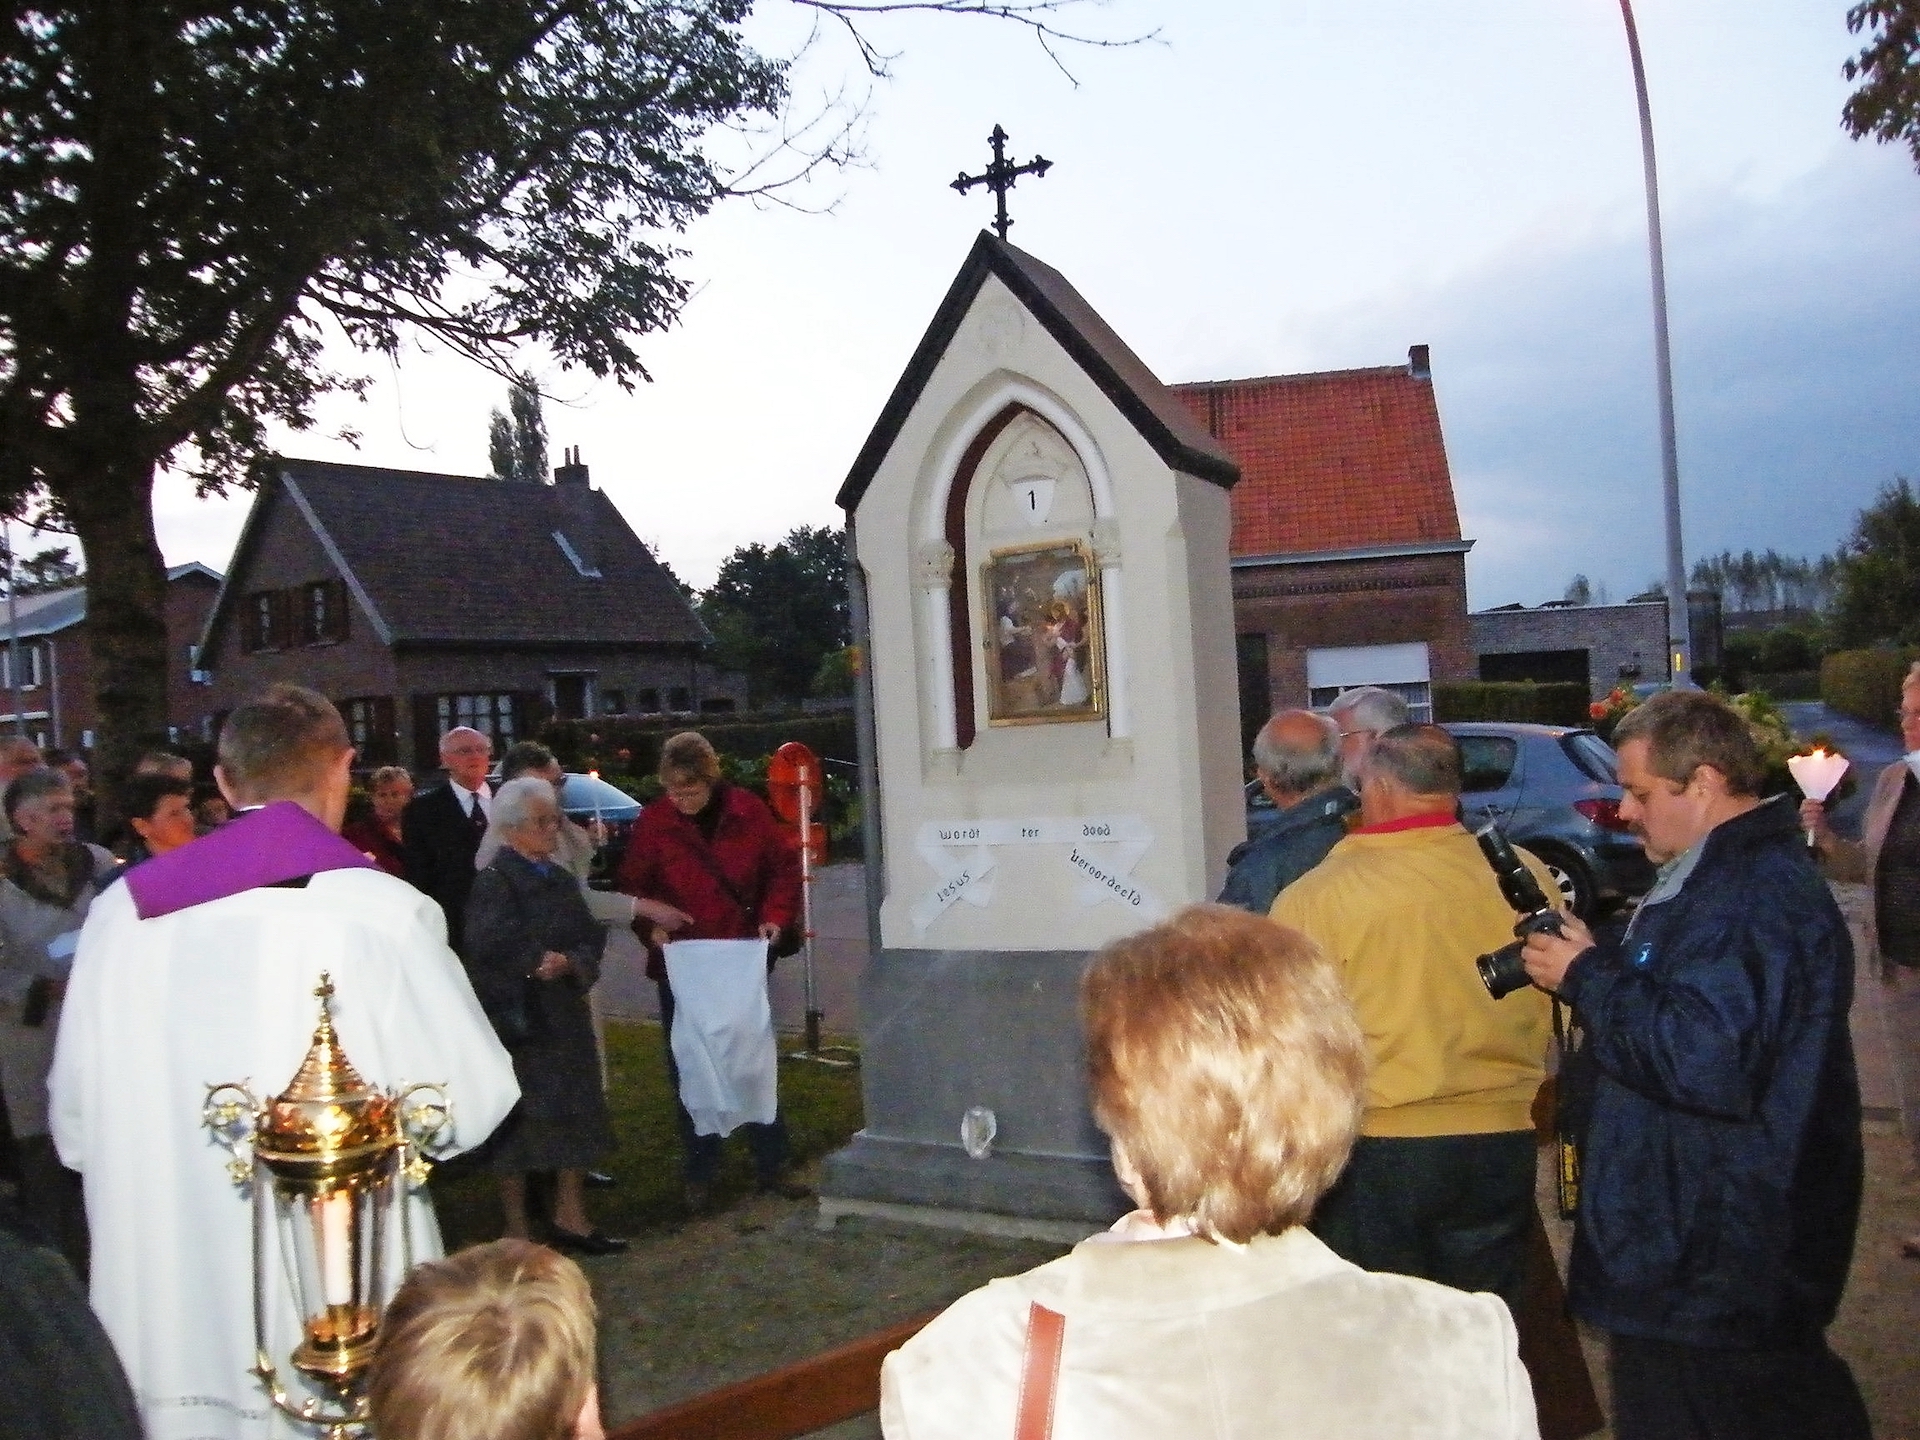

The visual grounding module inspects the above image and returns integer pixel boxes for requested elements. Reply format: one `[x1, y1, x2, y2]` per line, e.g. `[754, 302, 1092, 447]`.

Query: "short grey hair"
[1328, 686, 1410, 736]
[1361, 724, 1462, 797]
[3, 765, 70, 823]
[491, 776, 559, 832]
[1251, 711, 1340, 794]
[500, 740, 558, 783]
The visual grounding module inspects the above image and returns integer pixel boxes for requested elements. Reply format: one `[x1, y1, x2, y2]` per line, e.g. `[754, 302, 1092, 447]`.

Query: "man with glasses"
[1523, 691, 1867, 1440]
[402, 727, 497, 957]
[1327, 686, 1410, 790]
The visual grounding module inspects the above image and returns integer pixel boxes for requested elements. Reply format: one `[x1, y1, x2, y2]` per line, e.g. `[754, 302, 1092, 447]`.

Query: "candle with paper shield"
[588, 769, 603, 829]
[1787, 748, 1849, 847]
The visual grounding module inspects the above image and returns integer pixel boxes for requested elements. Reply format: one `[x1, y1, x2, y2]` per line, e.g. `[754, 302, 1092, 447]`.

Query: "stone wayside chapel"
[826, 233, 1246, 1224]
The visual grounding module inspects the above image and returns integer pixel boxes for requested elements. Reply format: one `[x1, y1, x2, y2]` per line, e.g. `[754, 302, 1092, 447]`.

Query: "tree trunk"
[65, 451, 169, 827]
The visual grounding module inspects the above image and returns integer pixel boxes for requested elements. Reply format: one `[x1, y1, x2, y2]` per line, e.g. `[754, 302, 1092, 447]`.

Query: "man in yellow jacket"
[1272, 722, 1553, 1314]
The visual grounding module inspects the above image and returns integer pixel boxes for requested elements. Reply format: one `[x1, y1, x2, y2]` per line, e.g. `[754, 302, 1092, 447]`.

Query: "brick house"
[192, 454, 744, 769]
[0, 562, 223, 751]
[1171, 346, 1475, 736]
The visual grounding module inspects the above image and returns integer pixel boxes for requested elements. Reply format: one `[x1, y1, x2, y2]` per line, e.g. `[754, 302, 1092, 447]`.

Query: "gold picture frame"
[982, 539, 1105, 725]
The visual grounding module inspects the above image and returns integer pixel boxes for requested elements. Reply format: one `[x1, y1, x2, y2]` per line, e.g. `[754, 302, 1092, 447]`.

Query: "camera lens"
[1476, 941, 1533, 1000]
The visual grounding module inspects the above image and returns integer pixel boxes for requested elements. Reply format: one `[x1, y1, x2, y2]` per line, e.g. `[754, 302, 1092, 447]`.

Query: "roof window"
[552, 530, 601, 579]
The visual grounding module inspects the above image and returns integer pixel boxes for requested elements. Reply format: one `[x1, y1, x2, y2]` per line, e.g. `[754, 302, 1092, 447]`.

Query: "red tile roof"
[1172, 365, 1461, 558]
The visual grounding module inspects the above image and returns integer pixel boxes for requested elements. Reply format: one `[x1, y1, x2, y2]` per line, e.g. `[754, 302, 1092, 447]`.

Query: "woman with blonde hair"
[881, 904, 1538, 1440]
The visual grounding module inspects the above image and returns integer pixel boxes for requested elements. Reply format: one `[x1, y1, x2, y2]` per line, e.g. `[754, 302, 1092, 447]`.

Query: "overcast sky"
[148, 0, 1920, 610]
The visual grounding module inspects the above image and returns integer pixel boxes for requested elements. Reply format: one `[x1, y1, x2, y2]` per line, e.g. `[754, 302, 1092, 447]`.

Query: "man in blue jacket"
[1524, 690, 1867, 1440]
[1218, 709, 1356, 914]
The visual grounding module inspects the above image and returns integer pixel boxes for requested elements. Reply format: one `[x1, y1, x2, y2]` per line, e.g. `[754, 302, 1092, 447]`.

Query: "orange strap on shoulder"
[1014, 1302, 1066, 1440]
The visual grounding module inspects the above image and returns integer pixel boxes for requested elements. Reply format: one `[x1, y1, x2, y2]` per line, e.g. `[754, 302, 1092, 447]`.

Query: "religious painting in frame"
[981, 539, 1105, 726]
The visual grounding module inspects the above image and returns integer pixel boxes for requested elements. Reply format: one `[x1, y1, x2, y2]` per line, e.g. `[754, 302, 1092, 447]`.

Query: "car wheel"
[1538, 853, 1596, 921]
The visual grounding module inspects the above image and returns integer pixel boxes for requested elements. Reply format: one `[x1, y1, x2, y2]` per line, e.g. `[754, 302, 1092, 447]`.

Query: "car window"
[1457, 735, 1519, 792]
[1563, 732, 1619, 784]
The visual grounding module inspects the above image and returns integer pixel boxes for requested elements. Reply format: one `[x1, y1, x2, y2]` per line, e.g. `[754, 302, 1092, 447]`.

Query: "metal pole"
[1618, 0, 1693, 688]
[798, 762, 821, 1055]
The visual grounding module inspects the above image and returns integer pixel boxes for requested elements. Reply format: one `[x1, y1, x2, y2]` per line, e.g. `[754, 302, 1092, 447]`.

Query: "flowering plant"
[1588, 686, 1640, 742]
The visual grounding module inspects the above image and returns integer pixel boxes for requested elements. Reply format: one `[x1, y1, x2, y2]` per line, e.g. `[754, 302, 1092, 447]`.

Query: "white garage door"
[1306, 642, 1432, 721]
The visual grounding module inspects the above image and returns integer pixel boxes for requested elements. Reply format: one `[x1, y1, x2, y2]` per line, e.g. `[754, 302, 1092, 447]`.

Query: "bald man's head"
[1249, 709, 1340, 804]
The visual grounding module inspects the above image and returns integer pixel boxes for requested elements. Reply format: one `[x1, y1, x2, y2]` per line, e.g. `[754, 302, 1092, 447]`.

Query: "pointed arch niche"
[916, 388, 1131, 760]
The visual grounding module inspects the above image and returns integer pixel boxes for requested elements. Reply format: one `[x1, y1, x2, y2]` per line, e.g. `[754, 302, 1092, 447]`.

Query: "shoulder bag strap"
[676, 816, 758, 920]
[1014, 1302, 1065, 1440]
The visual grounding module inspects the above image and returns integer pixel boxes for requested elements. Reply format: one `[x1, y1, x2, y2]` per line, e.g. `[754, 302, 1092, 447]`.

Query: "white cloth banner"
[664, 939, 778, 1137]
[912, 815, 1167, 932]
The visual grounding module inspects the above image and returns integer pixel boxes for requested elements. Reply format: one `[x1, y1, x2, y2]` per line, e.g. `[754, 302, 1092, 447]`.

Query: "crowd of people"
[0, 668, 1910, 1440]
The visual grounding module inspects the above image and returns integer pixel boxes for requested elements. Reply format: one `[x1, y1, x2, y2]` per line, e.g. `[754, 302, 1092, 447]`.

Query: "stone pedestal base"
[817, 946, 1130, 1226]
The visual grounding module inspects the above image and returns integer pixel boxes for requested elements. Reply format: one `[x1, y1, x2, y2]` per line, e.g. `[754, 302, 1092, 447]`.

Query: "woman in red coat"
[616, 731, 805, 1213]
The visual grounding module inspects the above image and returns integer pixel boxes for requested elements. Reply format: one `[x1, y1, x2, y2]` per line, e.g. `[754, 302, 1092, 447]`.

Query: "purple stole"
[125, 801, 378, 921]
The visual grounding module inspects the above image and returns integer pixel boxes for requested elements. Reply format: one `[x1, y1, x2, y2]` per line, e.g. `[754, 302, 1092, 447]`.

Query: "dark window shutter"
[371, 696, 396, 765]
[328, 579, 351, 642]
[271, 591, 293, 650]
[410, 694, 440, 772]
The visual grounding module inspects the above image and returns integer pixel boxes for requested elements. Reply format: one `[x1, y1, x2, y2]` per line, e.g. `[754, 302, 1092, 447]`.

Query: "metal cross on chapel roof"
[950, 125, 1052, 241]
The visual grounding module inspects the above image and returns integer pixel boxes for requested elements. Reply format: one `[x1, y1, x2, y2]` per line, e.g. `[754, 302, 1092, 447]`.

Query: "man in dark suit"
[402, 726, 494, 955]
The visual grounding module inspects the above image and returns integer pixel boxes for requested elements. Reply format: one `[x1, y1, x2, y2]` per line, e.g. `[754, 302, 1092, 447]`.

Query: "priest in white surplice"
[49, 685, 521, 1440]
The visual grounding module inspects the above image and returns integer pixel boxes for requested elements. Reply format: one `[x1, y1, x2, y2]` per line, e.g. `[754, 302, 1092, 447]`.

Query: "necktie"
[468, 793, 487, 837]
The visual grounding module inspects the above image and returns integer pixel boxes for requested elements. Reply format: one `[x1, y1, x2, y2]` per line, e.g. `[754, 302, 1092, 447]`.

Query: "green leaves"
[1842, 0, 1920, 169]
[697, 524, 850, 706]
[0, 1, 788, 501]
[1832, 476, 1920, 646]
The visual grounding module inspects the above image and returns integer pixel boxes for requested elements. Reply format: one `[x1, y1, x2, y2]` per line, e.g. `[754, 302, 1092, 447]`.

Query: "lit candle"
[316, 1190, 354, 1308]
[1786, 748, 1849, 803]
[588, 769, 602, 828]
[1787, 747, 1850, 849]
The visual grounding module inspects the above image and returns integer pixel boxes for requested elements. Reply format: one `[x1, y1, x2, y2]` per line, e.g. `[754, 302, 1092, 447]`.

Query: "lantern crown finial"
[256, 975, 397, 1172]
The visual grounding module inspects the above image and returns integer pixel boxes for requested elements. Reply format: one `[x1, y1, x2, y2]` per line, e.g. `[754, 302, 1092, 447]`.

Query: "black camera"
[1473, 821, 1563, 999]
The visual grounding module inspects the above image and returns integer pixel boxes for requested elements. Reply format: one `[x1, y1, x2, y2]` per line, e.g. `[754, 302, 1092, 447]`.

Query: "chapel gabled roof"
[1171, 363, 1463, 559]
[837, 233, 1239, 511]
[199, 457, 711, 654]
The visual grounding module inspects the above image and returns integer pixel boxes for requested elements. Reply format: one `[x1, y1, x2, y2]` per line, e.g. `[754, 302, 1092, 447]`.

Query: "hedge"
[1432, 681, 1591, 727]
[1820, 648, 1918, 727]
[534, 712, 859, 779]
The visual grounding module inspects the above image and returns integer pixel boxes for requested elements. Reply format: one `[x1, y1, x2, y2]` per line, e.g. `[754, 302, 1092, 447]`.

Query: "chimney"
[1407, 344, 1431, 382]
[553, 446, 591, 487]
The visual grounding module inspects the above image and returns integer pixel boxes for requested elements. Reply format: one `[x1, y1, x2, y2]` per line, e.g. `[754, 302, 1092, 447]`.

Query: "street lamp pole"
[1617, 0, 1693, 688]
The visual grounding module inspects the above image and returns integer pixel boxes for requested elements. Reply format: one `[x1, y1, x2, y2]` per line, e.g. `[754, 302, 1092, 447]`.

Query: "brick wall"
[1469, 602, 1669, 698]
[1232, 551, 1474, 711]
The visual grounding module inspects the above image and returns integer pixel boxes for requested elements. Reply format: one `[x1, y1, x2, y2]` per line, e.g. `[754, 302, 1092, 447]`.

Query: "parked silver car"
[1443, 722, 1653, 919]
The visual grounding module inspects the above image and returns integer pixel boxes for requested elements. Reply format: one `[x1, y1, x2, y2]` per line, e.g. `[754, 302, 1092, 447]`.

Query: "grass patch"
[429, 1019, 864, 1247]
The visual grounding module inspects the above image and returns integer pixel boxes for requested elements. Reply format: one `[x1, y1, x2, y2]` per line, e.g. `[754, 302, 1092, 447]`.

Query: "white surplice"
[48, 868, 521, 1440]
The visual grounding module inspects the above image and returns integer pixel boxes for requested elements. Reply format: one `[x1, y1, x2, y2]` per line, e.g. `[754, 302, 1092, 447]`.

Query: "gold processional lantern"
[203, 975, 450, 1438]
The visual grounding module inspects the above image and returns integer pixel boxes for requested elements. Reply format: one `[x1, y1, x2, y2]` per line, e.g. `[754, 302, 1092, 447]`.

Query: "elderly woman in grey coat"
[465, 777, 623, 1256]
[0, 767, 119, 1272]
